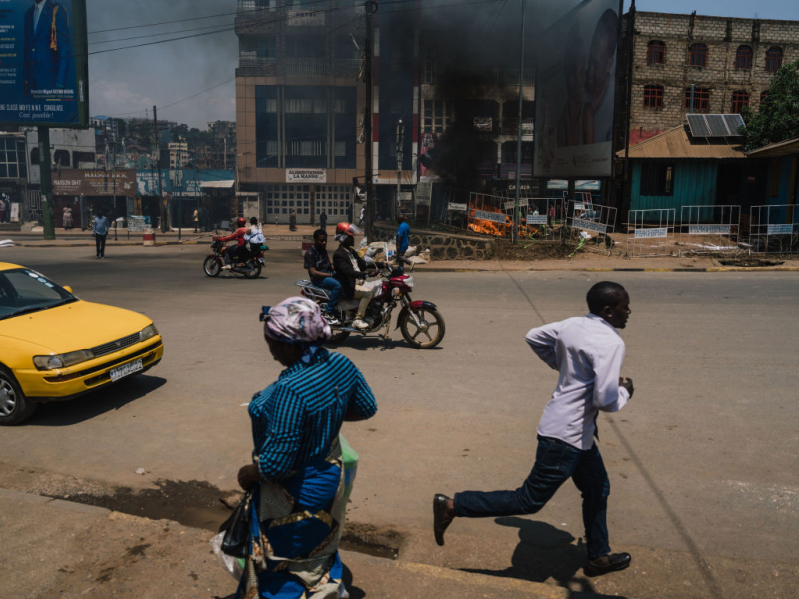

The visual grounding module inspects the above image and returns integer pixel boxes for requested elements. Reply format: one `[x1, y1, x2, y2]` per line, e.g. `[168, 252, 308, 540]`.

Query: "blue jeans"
[454, 436, 611, 559]
[313, 277, 341, 312]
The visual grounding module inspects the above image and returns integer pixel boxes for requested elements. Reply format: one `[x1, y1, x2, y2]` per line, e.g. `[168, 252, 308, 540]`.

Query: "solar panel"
[705, 114, 730, 137]
[687, 114, 711, 137]
[724, 114, 745, 136]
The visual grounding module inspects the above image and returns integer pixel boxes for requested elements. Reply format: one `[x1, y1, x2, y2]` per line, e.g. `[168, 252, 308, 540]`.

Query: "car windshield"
[0, 268, 76, 320]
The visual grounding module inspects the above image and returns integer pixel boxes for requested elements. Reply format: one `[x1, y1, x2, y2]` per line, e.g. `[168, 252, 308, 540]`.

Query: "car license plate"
[110, 359, 143, 382]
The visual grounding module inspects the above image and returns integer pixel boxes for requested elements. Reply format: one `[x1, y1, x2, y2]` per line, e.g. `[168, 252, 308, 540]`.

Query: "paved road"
[1, 244, 797, 598]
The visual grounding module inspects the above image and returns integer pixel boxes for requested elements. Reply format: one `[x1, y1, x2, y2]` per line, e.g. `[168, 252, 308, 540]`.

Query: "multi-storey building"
[168, 142, 190, 169]
[235, 0, 372, 225]
[619, 11, 799, 146]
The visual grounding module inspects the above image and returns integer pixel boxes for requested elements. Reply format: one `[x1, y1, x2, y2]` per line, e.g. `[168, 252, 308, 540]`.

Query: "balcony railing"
[500, 118, 534, 136]
[285, 57, 329, 76]
[239, 55, 278, 70]
[238, 0, 276, 11]
[503, 69, 535, 86]
[499, 163, 532, 179]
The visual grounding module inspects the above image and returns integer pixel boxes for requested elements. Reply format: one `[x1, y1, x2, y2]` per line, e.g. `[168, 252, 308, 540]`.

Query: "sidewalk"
[0, 487, 596, 599]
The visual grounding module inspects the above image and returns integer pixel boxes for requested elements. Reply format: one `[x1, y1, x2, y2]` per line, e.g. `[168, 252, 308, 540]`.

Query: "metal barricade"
[468, 192, 511, 237]
[748, 204, 799, 254]
[567, 200, 617, 238]
[679, 205, 740, 254]
[627, 209, 675, 257]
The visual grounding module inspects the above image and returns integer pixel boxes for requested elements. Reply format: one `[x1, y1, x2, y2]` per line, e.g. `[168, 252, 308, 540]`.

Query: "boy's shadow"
[462, 517, 621, 597]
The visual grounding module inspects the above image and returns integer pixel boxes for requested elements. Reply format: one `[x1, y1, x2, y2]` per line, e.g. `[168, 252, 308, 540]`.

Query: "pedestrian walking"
[0, 195, 7, 223]
[235, 297, 377, 599]
[319, 209, 328, 231]
[193, 208, 199, 233]
[289, 209, 297, 231]
[358, 206, 365, 227]
[395, 213, 410, 264]
[62, 205, 73, 230]
[93, 211, 110, 259]
[433, 281, 634, 577]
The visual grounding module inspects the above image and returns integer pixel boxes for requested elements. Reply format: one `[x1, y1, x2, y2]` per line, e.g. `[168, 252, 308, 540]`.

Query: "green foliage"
[741, 60, 799, 152]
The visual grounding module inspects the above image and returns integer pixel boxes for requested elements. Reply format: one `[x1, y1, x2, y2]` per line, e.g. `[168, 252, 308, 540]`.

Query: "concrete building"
[168, 142, 190, 169]
[0, 132, 28, 224]
[234, 0, 369, 225]
[620, 11, 799, 146]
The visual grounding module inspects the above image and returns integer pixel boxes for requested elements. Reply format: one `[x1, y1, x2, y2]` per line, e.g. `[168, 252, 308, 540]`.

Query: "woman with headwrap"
[236, 296, 377, 599]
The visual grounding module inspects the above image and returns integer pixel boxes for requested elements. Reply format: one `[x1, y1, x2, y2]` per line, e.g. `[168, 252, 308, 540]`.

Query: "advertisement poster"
[52, 169, 136, 196]
[534, 0, 620, 178]
[0, 0, 88, 127]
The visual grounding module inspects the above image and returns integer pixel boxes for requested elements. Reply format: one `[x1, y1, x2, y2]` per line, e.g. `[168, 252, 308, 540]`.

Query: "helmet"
[335, 222, 361, 237]
[236, 217, 246, 227]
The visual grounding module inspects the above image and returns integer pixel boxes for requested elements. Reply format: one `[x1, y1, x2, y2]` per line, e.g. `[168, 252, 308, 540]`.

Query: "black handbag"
[219, 490, 252, 558]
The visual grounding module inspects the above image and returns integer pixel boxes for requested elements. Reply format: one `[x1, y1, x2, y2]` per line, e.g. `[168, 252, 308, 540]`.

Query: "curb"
[417, 265, 799, 273]
[0, 486, 603, 598]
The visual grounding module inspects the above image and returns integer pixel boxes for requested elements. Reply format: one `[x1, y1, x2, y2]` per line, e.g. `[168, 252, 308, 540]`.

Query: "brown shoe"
[585, 552, 631, 577]
[433, 494, 454, 546]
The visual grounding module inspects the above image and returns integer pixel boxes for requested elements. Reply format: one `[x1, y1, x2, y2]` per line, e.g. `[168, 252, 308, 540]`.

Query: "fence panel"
[468, 192, 511, 237]
[567, 200, 617, 237]
[679, 205, 740, 253]
[748, 204, 799, 254]
[627, 209, 675, 257]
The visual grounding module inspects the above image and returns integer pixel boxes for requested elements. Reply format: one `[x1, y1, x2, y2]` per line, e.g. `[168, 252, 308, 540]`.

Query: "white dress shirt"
[526, 314, 629, 450]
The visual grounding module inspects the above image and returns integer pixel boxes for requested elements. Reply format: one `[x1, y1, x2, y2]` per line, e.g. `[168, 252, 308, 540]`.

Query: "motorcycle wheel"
[327, 329, 351, 344]
[203, 256, 221, 277]
[243, 261, 262, 279]
[399, 307, 446, 349]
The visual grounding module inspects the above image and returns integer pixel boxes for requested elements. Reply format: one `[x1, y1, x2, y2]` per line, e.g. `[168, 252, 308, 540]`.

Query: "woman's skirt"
[237, 441, 346, 599]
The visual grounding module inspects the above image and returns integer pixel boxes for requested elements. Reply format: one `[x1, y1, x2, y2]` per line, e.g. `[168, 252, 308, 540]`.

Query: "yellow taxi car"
[0, 262, 164, 425]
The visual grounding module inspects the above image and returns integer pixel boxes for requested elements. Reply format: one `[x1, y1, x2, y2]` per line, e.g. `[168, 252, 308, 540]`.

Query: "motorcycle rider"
[333, 222, 373, 330]
[244, 217, 266, 261]
[215, 217, 248, 265]
[304, 229, 342, 326]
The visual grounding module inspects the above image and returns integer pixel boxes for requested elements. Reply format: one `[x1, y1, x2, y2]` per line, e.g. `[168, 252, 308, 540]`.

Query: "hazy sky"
[86, 0, 799, 129]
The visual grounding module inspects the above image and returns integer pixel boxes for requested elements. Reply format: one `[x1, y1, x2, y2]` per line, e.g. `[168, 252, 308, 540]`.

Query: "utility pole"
[512, 0, 526, 244]
[153, 105, 167, 232]
[38, 127, 55, 240]
[364, 0, 376, 239]
[112, 132, 117, 219]
[622, 0, 636, 222]
[395, 119, 404, 220]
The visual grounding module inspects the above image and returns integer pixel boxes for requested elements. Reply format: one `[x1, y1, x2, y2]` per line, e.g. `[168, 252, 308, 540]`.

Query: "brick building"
[620, 11, 799, 146]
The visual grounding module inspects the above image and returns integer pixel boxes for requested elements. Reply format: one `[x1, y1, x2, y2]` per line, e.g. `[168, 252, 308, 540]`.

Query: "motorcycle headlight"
[33, 349, 94, 371]
[140, 324, 159, 341]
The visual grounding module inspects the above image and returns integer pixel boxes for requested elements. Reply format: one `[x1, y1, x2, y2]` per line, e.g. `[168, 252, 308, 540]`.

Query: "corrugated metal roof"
[617, 125, 747, 160]
[746, 136, 799, 157]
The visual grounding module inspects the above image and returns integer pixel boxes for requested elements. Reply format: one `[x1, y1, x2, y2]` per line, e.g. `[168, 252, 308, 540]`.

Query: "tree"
[741, 60, 799, 152]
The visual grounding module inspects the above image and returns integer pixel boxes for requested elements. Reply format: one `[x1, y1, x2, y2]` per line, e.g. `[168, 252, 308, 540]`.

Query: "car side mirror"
[63, 286, 73, 294]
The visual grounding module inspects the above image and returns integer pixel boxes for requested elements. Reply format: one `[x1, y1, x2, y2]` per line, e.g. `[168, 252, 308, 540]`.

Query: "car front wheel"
[0, 367, 37, 426]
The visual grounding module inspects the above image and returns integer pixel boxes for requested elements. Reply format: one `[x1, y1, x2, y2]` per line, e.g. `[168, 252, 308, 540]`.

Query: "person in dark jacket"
[332, 222, 372, 330]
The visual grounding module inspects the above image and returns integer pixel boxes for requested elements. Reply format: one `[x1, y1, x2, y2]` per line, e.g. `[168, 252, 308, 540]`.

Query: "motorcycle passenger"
[215, 217, 248, 265]
[244, 217, 266, 261]
[333, 222, 373, 330]
[304, 229, 342, 326]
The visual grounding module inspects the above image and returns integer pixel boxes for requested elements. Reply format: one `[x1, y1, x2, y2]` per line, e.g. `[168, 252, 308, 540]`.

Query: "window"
[730, 90, 749, 113]
[423, 99, 449, 133]
[646, 41, 666, 65]
[760, 91, 769, 105]
[30, 148, 39, 165]
[424, 48, 443, 84]
[335, 141, 347, 156]
[735, 45, 752, 70]
[765, 47, 783, 72]
[684, 87, 710, 112]
[688, 43, 708, 67]
[640, 163, 675, 196]
[53, 149, 70, 167]
[643, 85, 664, 108]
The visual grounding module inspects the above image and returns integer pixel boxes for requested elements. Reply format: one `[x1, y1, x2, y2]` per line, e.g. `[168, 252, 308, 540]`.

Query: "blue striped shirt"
[249, 348, 377, 481]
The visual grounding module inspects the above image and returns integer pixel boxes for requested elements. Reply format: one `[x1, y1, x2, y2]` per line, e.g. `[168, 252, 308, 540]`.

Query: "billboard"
[534, 0, 620, 178]
[53, 169, 136, 196]
[0, 0, 89, 127]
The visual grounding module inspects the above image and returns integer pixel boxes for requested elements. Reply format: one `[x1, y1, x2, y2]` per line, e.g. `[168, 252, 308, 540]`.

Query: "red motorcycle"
[203, 240, 268, 279]
[296, 265, 445, 349]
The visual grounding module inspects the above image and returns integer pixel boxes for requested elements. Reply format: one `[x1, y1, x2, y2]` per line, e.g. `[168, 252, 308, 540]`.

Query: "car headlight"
[33, 350, 94, 371]
[140, 324, 159, 341]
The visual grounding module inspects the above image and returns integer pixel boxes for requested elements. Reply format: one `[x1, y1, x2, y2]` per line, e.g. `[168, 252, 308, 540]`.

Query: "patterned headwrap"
[262, 296, 332, 344]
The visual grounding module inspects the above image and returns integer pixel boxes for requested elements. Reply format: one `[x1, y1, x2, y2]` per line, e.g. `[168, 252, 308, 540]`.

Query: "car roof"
[0, 262, 23, 272]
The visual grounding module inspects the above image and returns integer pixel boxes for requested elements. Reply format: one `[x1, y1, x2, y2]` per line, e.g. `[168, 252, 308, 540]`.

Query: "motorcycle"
[295, 264, 445, 349]
[203, 240, 268, 279]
